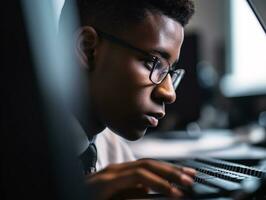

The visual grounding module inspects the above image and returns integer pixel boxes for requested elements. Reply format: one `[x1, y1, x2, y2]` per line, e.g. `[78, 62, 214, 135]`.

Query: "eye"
[143, 59, 154, 71]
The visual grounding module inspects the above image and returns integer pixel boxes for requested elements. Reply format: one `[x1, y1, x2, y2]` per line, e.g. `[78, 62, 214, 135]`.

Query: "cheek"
[116, 58, 153, 107]
[92, 55, 153, 118]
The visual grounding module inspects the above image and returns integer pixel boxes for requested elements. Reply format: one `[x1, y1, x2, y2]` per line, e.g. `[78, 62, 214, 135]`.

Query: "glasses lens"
[172, 69, 185, 89]
[150, 59, 169, 84]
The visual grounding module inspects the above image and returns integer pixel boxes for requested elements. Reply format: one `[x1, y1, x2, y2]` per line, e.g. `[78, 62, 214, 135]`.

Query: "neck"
[70, 95, 105, 139]
[76, 105, 105, 139]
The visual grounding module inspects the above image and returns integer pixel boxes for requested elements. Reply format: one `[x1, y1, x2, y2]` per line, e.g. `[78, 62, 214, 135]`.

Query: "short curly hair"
[60, 0, 194, 31]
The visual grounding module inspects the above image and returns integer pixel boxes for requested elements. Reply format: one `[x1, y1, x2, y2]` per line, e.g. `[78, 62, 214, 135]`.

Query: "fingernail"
[181, 174, 194, 186]
[171, 187, 183, 197]
[183, 167, 197, 176]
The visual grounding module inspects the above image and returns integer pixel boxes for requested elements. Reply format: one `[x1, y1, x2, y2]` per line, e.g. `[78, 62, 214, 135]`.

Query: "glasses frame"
[94, 28, 185, 89]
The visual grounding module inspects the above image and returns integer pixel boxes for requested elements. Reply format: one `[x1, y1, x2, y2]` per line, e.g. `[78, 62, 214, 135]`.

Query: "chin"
[113, 127, 147, 141]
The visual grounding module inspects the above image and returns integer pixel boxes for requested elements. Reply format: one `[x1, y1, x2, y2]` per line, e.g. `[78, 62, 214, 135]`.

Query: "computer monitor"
[247, 0, 266, 33]
[217, 0, 266, 130]
[2, 1, 87, 200]
[220, 0, 266, 98]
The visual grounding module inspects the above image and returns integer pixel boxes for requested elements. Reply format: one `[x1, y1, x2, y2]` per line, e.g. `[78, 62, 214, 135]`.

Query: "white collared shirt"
[72, 118, 136, 171]
[95, 128, 136, 170]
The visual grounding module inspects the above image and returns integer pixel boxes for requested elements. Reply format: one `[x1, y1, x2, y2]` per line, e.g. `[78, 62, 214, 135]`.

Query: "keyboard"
[174, 158, 266, 199]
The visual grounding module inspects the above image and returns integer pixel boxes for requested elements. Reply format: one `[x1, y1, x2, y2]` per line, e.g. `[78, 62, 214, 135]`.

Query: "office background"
[150, 0, 266, 134]
[2, 0, 266, 199]
[52, 0, 266, 137]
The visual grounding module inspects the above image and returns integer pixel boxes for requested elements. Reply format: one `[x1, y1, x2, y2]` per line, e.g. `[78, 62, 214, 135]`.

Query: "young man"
[60, 0, 195, 199]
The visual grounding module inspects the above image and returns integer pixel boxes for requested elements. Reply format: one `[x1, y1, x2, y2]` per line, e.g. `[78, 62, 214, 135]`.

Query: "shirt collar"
[71, 116, 96, 155]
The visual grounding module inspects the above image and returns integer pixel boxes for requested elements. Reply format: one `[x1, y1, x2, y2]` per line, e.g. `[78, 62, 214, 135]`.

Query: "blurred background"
[3, 1, 265, 199]
[51, 0, 266, 147]
[147, 0, 266, 138]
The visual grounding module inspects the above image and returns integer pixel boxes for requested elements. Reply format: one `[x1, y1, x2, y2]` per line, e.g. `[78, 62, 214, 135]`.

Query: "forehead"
[120, 12, 184, 62]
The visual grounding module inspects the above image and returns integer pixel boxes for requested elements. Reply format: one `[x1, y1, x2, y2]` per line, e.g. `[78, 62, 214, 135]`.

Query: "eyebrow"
[95, 28, 180, 66]
[151, 49, 179, 67]
[152, 49, 170, 60]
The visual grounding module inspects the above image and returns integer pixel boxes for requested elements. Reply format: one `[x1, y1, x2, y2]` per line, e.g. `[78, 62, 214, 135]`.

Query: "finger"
[100, 160, 195, 187]
[85, 164, 184, 199]
[113, 159, 196, 177]
[99, 159, 196, 178]
[132, 159, 195, 186]
[174, 163, 197, 177]
[110, 168, 183, 198]
[174, 165, 197, 185]
[180, 166, 197, 176]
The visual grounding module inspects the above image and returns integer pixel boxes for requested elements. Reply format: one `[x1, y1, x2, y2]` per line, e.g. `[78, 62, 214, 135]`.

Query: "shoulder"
[95, 128, 136, 169]
[98, 128, 127, 147]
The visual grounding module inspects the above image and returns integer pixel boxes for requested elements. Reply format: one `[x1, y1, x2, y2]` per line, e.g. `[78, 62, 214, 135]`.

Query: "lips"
[146, 115, 159, 127]
[144, 111, 165, 127]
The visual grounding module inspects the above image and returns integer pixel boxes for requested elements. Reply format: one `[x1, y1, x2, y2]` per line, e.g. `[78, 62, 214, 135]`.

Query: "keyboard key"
[195, 174, 242, 192]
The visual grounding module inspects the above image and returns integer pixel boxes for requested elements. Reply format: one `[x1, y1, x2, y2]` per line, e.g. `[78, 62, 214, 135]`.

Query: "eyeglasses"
[95, 28, 185, 90]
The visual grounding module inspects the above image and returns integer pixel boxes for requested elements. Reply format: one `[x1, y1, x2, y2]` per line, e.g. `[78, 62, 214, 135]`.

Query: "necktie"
[80, 143, 97, 174]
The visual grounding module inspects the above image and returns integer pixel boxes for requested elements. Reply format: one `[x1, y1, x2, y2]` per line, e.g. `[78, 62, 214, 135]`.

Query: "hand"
[84, 159, 196, 200]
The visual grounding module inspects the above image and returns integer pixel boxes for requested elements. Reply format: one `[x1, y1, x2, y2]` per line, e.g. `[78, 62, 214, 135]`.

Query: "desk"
[128, 129, 266, 161]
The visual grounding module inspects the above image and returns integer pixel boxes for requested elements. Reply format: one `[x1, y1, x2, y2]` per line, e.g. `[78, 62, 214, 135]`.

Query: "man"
[59, 0, 196, 199]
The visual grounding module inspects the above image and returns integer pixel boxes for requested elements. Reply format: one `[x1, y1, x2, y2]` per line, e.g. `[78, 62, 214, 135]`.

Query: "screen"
[247, 0, 266, 33]
[220, 0, 266, 97]
[2, 1, 87, 199]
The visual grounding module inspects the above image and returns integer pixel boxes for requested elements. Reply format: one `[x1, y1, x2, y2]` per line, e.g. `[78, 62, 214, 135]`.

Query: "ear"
[75, 26, 99, 70]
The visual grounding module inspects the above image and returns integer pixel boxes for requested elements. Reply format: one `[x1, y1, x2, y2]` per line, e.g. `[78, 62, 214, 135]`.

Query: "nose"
[152, 74, 176, 104]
